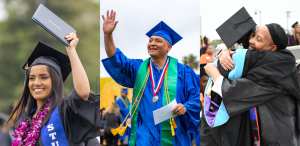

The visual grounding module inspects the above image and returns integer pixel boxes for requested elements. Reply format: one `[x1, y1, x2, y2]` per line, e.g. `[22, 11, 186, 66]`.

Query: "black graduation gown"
[200, 59, 253, 146]
[201, 49, 300, 146]
[200, 46, 207, 56]
[221, 49, 300, 146]
[25, 88, 100, 146]
[287, 34, 300, 46]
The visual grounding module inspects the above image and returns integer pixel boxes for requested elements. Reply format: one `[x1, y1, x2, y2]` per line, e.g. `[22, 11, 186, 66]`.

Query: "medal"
[152, 95, 159, 102]
[149, 57, 169, 103]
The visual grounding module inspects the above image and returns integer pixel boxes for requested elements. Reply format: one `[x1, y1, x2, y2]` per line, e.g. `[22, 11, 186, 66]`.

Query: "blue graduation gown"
[102, 48, 200, 146]
[116, 97, 130, 140]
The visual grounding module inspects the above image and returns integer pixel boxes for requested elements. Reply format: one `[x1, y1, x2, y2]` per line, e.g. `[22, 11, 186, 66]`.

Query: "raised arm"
[102, 10, 118, 57]
[65, 33, 90, 100]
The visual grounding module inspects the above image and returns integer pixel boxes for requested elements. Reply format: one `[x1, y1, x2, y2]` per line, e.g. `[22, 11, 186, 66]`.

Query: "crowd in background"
[100, 88, 200, 146]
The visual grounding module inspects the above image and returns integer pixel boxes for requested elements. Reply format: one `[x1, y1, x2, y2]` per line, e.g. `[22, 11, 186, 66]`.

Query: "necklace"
[12, 98, 51, 146]
[149, 57, 169, 103]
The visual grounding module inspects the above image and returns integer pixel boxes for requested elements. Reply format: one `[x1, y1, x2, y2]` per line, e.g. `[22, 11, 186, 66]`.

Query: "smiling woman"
[29, 65, 54, 104]
[4, 34, 100, 146]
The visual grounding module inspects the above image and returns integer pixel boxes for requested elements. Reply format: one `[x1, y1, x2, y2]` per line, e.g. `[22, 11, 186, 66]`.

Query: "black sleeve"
[221, 78, 283, 117]
[86, 137, 100, 146]
[221, 50, 288, 117]
[118, 114, 121, 125]
[103, 113, 106, 121]
[58, 88, 100, 144]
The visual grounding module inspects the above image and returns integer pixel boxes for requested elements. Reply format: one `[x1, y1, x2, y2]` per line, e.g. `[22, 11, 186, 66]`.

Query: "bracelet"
[213, 44, 228, 59]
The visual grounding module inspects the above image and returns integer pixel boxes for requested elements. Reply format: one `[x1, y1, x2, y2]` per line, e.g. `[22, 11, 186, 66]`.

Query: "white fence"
[287, 45, 300, 63]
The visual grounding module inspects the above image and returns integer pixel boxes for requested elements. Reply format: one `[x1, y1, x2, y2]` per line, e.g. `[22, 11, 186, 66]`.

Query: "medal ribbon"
[149, 57, 170, 97]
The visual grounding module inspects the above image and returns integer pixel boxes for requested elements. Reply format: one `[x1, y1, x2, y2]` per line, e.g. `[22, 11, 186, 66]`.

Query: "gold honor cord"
[111, 69, 150, 136]
[164, 69, 177, 136]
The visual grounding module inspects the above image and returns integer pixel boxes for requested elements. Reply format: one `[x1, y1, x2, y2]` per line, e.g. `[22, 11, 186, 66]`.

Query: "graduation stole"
[203, 49, 247, 127]
[40, 106, 69, 146]
[128, 57, 177, 146]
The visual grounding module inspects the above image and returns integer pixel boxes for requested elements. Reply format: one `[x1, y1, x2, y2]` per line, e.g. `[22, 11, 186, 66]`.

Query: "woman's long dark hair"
[5, 66, 64, 126]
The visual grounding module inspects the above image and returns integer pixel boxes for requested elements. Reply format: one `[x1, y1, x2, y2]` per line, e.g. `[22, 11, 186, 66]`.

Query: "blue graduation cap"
[146, 21, 182, 46]
[121, 88, 128, 93]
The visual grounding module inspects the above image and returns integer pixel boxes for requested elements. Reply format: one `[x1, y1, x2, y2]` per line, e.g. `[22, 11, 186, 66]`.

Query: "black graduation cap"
[22, 42, 71, 82]
[292, 21, 299, 28]
[216, 7, 257, 49]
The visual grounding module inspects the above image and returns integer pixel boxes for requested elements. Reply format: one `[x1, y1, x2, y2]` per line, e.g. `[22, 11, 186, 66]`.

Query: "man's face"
[147, 36, 172, 58]
[200, 75, 208, 93]
[249, 26, 277, 51]
[121, 92, 128, 98]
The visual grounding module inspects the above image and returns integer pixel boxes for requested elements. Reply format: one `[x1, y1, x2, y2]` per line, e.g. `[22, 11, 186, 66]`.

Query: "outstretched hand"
[102, 10, 118, 35]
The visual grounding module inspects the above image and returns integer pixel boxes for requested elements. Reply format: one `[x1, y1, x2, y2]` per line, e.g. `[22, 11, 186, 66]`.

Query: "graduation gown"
[102, 48, 200, 146]
[200, 50, 252, 146]
[116, 97, 130, 140]
[203, 49, 300, 146]
[23, 88, 100, 146]
[287, 34, 300, 46]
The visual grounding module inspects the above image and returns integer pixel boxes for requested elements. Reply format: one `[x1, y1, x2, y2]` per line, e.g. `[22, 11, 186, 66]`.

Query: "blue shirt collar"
[151, 56, 169, 72]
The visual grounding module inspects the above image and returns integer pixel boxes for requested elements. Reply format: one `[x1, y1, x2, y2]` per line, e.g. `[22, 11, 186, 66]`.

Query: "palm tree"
[182, 54, 199, 70]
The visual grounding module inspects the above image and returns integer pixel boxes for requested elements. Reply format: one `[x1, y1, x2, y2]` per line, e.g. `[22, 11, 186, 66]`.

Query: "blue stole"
[41, 106, 69, 146]
[203, 49, 247, 127]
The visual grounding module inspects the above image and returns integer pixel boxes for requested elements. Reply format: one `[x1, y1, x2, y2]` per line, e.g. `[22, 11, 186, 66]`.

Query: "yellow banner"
[100, 77, 133, 109]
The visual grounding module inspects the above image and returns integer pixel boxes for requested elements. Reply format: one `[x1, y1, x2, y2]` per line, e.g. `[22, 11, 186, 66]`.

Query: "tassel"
[111, 126, 121, 136]
[172, 118, 177, 129]
[119, 124, 128, 136]
[170, 122, 175, 136]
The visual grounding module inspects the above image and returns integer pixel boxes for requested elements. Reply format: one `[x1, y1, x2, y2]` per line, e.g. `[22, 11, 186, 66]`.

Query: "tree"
[182, 54, 199, 71]
[0, 0, 100, 112]
[210, 39, 223, 47]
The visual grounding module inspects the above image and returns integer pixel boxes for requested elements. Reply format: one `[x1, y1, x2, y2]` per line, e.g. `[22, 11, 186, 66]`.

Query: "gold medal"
[152, 95, 159, 103]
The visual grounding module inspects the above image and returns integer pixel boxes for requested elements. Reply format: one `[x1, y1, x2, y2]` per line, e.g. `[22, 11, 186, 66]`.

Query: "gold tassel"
[111, 126, 121, 136]
[172, 118, 177, 129]
[119, 124, 128, 136]
[170, 122, 175, 136]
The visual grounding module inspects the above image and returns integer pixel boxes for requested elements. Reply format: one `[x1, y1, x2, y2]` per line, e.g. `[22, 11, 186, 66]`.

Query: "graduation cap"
[216, 7, 257, 49]
[22, 42, 71, 82]
[146, 21, 182, 46]
[121, 88, 128, 93]
[292, 21, 299, 28]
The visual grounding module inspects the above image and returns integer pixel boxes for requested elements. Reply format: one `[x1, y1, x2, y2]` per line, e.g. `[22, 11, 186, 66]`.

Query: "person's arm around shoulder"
[219, 50, 235, 71]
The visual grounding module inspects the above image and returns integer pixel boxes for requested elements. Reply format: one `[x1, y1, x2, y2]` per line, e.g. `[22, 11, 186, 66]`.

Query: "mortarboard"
[121, 88, 128, 93]
[146, 21, 182, 46]
[22, 42, 71, 82]
[216, 7, 257, 49]
[292, 21, 299, 28]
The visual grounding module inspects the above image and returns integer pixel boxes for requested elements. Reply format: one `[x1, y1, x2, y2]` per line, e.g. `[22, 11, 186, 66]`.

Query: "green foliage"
[210, 39, 223, 46]
[0, 0, 100, 112]
[182, 54, 199, 71]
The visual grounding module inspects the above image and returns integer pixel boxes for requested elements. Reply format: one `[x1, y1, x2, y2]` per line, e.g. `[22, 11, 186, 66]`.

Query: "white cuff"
[211, 75, 224, 97]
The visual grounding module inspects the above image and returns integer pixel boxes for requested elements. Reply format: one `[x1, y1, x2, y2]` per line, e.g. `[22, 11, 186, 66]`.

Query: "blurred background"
[200, 0, 300, 47]
[100, 0, 200, 145]
[0, 0, 100, 133]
